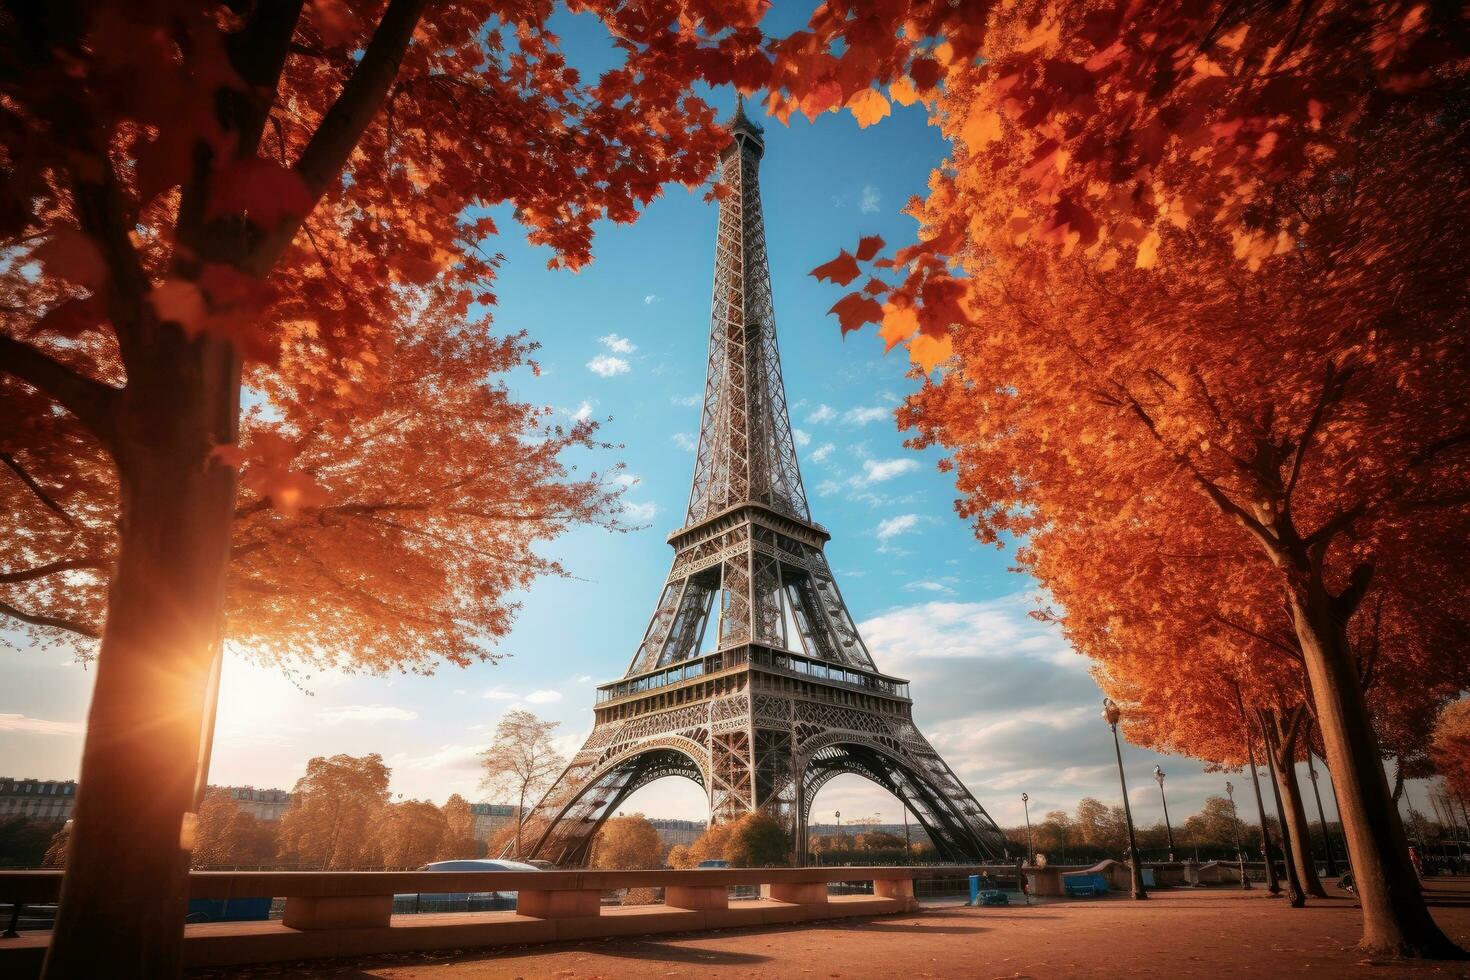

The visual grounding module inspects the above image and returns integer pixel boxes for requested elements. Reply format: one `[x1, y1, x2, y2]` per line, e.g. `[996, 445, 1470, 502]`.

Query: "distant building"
[647, 818, 705, 848]
[0, 778, 76, 823]
[0, 779, 294, 825]
[468, 803, 520, 841]
[807, 822, 927, 843]
[211, 785, 292, 822]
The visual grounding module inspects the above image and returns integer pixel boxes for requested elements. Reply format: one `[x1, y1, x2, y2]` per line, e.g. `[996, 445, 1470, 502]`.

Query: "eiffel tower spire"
[514, 105, 1009, 868]
[687, 98, 809, 525]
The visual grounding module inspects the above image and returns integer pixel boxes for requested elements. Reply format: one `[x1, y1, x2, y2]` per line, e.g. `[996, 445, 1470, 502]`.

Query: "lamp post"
[1306, 753, 1339, 877]
[1103, 698, 1148, 900]
[1243, 729, 1282, 894]
[1153, 766, 1177, 862]
[1225, 781, 1251, 890]
[1021, 792, 1034, 865]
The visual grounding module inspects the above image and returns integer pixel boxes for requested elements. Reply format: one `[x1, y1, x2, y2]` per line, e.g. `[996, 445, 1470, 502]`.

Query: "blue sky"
[0, 5, 1379, 839]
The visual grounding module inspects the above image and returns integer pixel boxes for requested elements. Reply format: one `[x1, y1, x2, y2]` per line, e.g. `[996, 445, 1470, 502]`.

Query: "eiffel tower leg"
[515, 706, 714, 867]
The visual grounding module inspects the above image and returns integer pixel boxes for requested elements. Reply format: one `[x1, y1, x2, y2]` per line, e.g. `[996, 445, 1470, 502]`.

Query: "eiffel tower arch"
[518, 102, 1010, 867]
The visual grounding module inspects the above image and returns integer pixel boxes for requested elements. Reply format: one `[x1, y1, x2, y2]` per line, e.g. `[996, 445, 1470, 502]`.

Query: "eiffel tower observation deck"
[519, 100, 1010, 866]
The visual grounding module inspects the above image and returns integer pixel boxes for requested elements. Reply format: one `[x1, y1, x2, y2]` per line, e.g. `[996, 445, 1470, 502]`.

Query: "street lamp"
[1021, 792, 1034, 866]
[1225, 781, 1251, 890]
[1103, 698, 1148, 900]
[1306, 755, 1339, 878]
[1154, 766, 1177, 862]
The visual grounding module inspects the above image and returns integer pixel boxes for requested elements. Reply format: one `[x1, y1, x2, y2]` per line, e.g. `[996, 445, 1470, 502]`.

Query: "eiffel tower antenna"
[516, 99, 1009, 866]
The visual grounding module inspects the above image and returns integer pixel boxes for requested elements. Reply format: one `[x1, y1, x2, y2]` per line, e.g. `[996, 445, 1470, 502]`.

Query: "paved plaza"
[192, 881, 1470, 979]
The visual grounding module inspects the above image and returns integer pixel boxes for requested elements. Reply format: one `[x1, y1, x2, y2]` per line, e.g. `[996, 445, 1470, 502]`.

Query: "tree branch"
[1209, 612, 1303, 662]
[246, 0, 432, 275]
[0, 334, 120, 449]
[0, 597, 99, 639]
[1, 451, 79, 528]
[0, 558, 107, 584]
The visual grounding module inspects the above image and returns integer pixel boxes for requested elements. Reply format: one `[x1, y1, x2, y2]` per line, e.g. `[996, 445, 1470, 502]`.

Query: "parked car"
[696, 859, 730, 869]
[393, 858, 542, 914]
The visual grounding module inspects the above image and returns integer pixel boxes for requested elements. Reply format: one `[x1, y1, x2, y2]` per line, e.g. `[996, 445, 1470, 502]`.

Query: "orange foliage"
[791, 0, 1467, 956]
[1431, 702, 1470, 804]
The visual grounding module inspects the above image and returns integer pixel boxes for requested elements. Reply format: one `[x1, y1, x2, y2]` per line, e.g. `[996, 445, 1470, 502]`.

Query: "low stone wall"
[0, 865, 1002, 977]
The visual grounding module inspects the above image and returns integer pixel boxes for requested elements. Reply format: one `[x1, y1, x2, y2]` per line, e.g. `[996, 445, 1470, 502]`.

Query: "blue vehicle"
[695, 859, 730, 869]
[394, 858, 542, 914]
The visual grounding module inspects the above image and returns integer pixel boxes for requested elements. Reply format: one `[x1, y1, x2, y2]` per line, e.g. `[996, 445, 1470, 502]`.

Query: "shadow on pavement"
[564, 940, 770, 965]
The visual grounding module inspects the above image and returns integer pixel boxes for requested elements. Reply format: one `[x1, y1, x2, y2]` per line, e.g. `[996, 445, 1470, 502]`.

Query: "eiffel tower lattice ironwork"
[518, 102, 1010, 866]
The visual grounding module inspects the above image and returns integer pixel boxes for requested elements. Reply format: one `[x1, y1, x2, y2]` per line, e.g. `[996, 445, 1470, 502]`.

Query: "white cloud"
[574, 674, 594, 684]
[906, 580, 956, 595]
[815, 479, 841, 497]
[860, 184, 881, 214]
[861, 458, 920, 483]
[483, 687, 516, 701]
[644, 294, 661, 305]
[843, 406, 890, 426]
[587, 354, 630, 377]
[316, 704, 418, 725]
[806, 404, 836, 424]
[0, 713, 83, 736]
[876, 513, 921, 541]
[598, 333, 637, 354]
[793, 428, 811, 447]
[525, 689, 563, 705]
[672, 394, 702, 408]
[622, 500, 658, 522]
[570, 400, 594, 422]
[671, 432, 697, 451]
[397, 743, 483, 773]
[810, 443, 836, 464]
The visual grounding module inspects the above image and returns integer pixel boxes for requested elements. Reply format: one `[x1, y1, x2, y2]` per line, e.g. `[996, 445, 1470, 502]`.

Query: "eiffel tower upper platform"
[517, 100, 1010, 866]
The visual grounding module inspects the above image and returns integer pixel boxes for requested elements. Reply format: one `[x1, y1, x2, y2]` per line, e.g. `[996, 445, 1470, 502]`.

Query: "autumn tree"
[665, 843, 694, 870]
[796, 1, 1466, 955]
[437, 794, 480, 862]
[0, 0, 782, 972]
[479, 710, 565, 859]
[590, 813, 665, 870]
[276, 754, 390, 870]
[678, 811, 788, 868]
[375, 799, 447, 869]
[190, 791, 277, 868]
[1432, 702, 1470, 807]
[1183, 797, 1249, 854]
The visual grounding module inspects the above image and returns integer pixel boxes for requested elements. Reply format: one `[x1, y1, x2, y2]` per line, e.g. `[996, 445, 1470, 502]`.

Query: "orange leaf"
[961, 108, 1003, 152]
[861, 277, 888, 296]
[810, 250, 861, 286]
[148, 279, 207, 334]
[878, 303, 919, 351]
[1135, 230, 1161, 269]
[828, 292, 884, 334]
[908, 332, 953, 374]
[855, 234, 885, 262]
[889, 76, 920, 107]
[847, 88, 891, 129]
[207, 157, 314, 229]
[33, 227, 107, 290]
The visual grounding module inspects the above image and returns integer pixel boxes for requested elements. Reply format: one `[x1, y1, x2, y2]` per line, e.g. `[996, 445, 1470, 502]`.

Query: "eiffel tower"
[520, 102, 1010, 866]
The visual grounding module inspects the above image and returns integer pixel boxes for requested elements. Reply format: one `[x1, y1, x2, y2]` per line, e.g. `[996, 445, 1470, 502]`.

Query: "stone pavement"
[195, 881, 1470, 979]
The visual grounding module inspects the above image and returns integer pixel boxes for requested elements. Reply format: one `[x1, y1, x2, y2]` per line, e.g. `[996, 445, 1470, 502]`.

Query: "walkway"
[192, 881, 1470, 979]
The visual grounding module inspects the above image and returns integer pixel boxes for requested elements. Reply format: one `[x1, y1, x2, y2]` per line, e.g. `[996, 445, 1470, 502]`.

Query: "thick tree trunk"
[1289, 589, 1463, 958]
[44, 334, 241, 978]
